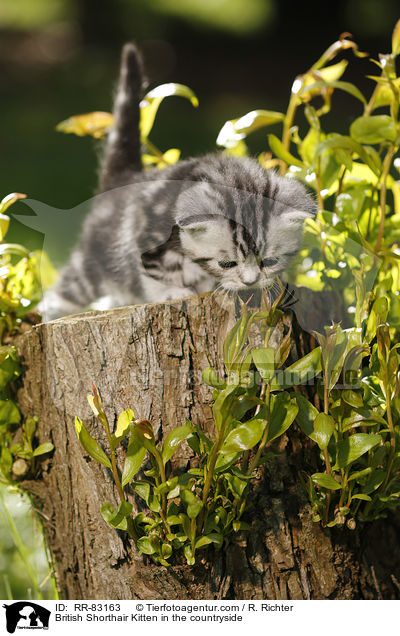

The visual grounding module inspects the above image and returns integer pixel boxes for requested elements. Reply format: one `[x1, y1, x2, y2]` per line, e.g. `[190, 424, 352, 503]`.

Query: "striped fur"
[40, 45, 316, 321]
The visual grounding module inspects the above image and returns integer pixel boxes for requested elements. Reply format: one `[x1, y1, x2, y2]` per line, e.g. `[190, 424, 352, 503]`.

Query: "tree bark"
[14, 292, 400, 600]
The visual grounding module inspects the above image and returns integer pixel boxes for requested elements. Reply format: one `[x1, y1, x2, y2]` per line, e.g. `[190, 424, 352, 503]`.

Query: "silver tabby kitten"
[41, 44, 316, 321]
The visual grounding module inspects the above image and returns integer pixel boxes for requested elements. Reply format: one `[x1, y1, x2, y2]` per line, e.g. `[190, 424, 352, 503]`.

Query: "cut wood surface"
[15, 291, 400, 599]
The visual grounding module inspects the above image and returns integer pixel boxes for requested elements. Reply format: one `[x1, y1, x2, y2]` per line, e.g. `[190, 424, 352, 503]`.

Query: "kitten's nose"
[241, 269, 260, 286]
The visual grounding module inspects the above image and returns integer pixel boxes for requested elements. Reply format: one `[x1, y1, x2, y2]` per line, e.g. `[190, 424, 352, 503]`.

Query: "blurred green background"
[1, 0, 399, 599]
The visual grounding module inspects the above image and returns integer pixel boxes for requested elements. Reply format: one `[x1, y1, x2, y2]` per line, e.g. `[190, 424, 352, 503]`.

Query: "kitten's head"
[176, 156, 316, 291]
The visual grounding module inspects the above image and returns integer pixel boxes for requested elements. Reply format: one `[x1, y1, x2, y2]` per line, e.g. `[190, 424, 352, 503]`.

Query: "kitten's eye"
[218, 260, 237, 269]
[261, 257, 279, 268]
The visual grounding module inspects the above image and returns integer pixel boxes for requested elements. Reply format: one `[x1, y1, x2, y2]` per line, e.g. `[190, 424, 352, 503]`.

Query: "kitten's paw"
[38, 291, 83, 322]
[158, 286, 196, 301]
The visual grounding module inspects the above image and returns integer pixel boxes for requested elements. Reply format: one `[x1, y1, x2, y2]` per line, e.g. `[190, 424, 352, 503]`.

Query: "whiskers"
[206, 282, 235, 311]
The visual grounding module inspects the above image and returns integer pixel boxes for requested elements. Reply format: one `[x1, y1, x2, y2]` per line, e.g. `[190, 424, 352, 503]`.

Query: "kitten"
[40, 43, 316, 321]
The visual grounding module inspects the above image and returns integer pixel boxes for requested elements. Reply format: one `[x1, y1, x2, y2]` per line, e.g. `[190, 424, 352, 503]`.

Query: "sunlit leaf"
[0, 192, 27, 214]
[202, 367, 227, 390]
[140, 83, 198, 139]
[267, 392, 298, 442]
[162, 423, 193, 464]
[180, 488, 203, 519]
[32, 443, 54, 457]
[350, 115, 397, 145]
[301, 80, 366, 104]
[333, 433, 381, 469]
[392, 18, 400, 56]
[56, 112, 114, 138]
[74, 416, 111, 468]
[252, 347, 275, 382]
[0, 215, 10, 241]
[137, 535, 159, 555]
[268, 134, 303, 168]
[121, 431, 147, 486]
[270, 347, 321, 390]
[114, 409, 135, 442]
[216, 110, 284, 148]
[101, 501, 133, 530]
[220, 418, 265, 453]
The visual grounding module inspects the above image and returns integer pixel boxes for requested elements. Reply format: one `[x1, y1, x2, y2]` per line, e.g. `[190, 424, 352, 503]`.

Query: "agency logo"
[2, 602, 50, 633]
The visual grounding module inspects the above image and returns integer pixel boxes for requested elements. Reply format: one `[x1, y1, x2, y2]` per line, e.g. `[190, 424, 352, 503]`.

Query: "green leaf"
[252, 347, 275, 382]
[74, 416, 111, 468]
[0, 399, 20, 426]
[0, 347, 21, 390]
[202, 367, 226, 390]
[195, 533, 222, 549]
[233, 520, 251, 532]
[333, 433, 381, 469]
[267, 392, 298, 443]
[268, 134, 303, 167]
[270, 347, 321, 390]
[214, 451, 240, 472]
[32, 443, 54, 457]
[121, 431, 147, 486]
[114, 409, 135, 442]
[101, 501, 133, 530]
[301, 80, 366, 104]
[140, 83, 198, 139]
[224, 473, 248, 498]
[212, 383, 239, 432]
[314, 413, 335, 450]
[220, 419, 265, 453]
[351, 493, 372, 501]
[137, 535, 159, 555]
[216, 110, 284, 148]
[294, 395, 319, 441]
[311, 473, 341, 490]
[313, 413, 335, 451]
[392, 19, 400, 56]
[223, 304, 255, 371]
[22, 416, 37, 442]
[132, 480, 151, 503]
[316, 134, 381, 175]
[180, 488, 203, 519]
[350, 115, 397, 145]
[342, 390, 364, 408]
[364, 469, 385, 494]
[162, 423, 194, 465]
[183, 544, 195, 565]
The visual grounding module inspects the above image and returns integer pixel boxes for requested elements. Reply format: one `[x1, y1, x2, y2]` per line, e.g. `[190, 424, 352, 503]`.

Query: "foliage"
[215, 23, 400, 527]
[0, 193, 55, 485]
[75, 289, 322, 565]
[217, 26, 400, 321]
[298, 306, 400, 527]
[0, 193, 56, 598]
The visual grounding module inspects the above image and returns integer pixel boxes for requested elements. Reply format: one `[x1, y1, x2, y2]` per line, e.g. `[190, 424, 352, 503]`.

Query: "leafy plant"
[75, 290, 321, 565]
[0, 193, 57, 599]
[297, 301, 400, 527]
[217, 24, 400, 324]
[56, 82, 198, 169]
[0, 193, 56, 485]
[213, 24, 400, 528]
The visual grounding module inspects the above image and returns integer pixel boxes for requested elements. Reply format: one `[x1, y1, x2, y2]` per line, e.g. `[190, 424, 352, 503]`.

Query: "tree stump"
[14, 292, 400, 599]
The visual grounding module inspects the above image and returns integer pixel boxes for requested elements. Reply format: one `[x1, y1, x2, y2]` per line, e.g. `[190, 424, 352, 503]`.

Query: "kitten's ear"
[176, 216, 210, 233]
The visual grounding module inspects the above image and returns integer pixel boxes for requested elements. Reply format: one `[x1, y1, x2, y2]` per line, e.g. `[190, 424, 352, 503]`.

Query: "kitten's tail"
[98, 42, 145, 192]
